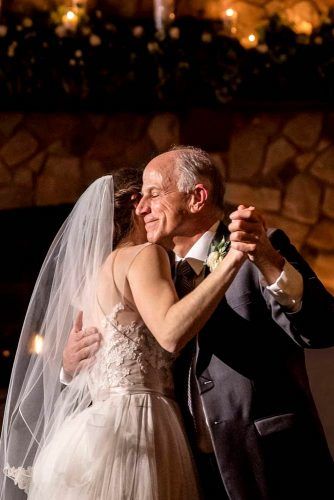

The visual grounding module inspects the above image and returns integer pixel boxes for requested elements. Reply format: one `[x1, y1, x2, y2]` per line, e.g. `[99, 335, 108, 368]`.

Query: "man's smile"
[144, 218, 159, 227]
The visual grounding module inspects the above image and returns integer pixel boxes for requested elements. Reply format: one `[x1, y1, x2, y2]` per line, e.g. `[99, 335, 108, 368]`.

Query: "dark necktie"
[174, 259, 196, 298]
[174, 259, 197, 422]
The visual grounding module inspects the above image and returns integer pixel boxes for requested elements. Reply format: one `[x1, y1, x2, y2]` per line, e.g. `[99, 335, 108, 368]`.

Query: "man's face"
[136, 152, 190, 247]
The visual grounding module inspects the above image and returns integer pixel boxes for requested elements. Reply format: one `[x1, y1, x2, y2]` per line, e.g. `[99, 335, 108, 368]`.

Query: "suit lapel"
[196, 221, 230, 366]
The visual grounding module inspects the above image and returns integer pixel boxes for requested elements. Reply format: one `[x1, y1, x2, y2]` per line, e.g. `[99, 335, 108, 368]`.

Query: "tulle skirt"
[28, 391, 200, 500]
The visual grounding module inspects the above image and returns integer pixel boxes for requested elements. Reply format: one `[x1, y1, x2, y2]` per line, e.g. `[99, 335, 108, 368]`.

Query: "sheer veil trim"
[0, 175, 114, 497]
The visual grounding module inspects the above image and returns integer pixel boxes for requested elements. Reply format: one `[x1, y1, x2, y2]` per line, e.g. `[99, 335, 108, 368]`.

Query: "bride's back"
[88, 243, 175, 401]
[97, 243, 150, 326]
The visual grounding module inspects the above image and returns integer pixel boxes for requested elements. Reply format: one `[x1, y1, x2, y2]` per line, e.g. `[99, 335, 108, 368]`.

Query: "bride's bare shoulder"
[127, 244, 171, 279]
[104, 243, 160, 264]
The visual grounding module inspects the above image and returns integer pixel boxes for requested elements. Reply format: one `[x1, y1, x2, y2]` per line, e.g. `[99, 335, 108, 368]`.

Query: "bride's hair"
[112, 167, 143, 247]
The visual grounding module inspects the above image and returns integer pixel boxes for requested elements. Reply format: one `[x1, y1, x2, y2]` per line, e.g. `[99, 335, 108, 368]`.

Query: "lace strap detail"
[3, 464, 32, 493]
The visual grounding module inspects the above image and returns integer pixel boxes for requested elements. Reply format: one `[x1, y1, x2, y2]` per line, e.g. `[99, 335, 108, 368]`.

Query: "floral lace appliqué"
[93, 302, 175, 392]
[4, 464, 32, 493]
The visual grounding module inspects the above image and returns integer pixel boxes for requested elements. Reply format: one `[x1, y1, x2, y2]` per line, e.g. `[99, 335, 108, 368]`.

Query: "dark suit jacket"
[175, 225, 334, 500]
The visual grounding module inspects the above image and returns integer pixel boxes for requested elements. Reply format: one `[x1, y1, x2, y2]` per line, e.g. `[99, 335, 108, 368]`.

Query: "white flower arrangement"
[206, 236, 231, 272]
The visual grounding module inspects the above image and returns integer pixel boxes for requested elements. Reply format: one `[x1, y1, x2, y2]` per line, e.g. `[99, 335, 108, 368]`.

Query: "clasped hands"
[228, 204, 268, 262]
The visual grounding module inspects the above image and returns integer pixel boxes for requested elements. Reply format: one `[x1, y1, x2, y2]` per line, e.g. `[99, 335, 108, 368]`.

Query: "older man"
[64, 146, 334, 499]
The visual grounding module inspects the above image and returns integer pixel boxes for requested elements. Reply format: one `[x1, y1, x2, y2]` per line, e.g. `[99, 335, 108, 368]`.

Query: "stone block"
[263, 137, 297, 178]
[209, 153, 226, 178]
[225, 183, 281, 211]
[0, 161, 11, 184]
[36, 155, 82, 206]
[284, 112, 323, 149]
[295, 152, 316, 172]
[13, 168, 33, 189]
[82, 159, 106, 186]
[313, 253, 334, 295]
[323, 187, 334, 219]
[148, 113, 180, 153]
[251, 113, 283, 137]
[283, 174, 321, 224]
[307, 219, 334, 251]
[263, 213, 310, 249]
[0, 130, 38, 167]
[27, 152, 46, 173]
[25, 113, 78, 144]
[229, 127, 268, 181]
[87, 113, 149, 160]
[311, 147, 334, 185]
[0, 113, 23, 137]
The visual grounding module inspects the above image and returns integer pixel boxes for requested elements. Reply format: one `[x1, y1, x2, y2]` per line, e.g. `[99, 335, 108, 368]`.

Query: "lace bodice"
[89, 301, 176, 401]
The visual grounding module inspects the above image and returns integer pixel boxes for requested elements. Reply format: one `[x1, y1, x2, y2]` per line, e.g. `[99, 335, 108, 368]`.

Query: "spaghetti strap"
[97, 243, 152, 318]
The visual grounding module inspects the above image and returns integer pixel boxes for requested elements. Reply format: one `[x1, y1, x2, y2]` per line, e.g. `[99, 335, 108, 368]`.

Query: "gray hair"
[170, 145, 225, 212]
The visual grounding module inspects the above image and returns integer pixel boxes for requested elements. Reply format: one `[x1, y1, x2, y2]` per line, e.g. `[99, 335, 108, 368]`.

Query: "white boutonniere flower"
[206, 236, 231, 272]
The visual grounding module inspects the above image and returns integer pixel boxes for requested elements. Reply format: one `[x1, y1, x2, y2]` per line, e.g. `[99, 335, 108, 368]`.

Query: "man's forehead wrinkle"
[143, 159, 179, 192]
[142, 170, 163, 192]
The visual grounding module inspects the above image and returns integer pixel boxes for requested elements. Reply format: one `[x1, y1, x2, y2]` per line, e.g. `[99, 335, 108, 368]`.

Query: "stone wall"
[0, 110, 333, 292]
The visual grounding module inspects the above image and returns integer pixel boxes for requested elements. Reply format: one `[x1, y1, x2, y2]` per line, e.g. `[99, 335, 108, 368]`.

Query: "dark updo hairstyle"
[112, 167, 143, 248]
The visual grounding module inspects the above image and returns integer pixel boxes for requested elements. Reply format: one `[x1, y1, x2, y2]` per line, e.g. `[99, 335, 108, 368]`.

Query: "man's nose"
[135, 196, 150, 215]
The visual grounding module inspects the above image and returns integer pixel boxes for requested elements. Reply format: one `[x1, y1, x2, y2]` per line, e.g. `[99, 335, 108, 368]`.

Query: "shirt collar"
[175, 221, 220, 276]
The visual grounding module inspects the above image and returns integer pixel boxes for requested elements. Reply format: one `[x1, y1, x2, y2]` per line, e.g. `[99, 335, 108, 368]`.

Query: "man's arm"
[228, 205, 334, 348]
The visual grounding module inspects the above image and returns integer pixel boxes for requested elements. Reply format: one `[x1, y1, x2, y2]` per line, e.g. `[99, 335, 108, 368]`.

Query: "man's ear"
[188, 184, 208, 213]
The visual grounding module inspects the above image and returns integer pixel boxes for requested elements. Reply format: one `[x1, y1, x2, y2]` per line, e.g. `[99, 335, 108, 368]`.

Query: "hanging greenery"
[0, 10, 334, 110]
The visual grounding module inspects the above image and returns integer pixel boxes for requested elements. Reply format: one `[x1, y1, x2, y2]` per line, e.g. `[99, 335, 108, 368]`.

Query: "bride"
[0, 170, 244, 499]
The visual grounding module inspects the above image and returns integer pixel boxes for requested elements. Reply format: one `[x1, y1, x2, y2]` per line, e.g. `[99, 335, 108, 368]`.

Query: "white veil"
[0, 175, 114, 498]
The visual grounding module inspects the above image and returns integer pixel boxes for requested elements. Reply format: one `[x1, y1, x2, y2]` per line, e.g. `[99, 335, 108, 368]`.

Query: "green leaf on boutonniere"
[206, 236, 231, 272]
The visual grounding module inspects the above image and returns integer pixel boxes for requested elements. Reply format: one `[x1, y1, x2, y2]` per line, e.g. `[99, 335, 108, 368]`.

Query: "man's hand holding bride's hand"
[62, 311, 102, 378]
[228, 205, 267, 261]
[228, 205, 285, 279]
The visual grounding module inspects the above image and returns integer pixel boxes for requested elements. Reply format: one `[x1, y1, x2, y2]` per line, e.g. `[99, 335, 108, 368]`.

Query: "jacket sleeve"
[263, 228, 334, 349]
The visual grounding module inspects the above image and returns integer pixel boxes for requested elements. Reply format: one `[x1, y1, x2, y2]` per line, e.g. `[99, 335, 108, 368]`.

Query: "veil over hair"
[0, 175, 114, 498]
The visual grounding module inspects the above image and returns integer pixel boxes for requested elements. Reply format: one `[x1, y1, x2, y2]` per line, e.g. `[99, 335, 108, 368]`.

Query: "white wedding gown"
[28, 244, 200, 500]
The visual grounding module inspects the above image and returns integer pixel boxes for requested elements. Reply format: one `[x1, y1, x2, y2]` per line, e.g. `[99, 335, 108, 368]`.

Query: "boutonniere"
[206, 236, 231, 272]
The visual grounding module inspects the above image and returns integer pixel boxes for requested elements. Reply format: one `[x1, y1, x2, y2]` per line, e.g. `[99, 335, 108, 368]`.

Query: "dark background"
[0, 204, 73, 386]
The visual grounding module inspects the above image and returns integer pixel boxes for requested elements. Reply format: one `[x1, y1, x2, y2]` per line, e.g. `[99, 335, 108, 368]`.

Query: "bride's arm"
[128, 244, 245, 353]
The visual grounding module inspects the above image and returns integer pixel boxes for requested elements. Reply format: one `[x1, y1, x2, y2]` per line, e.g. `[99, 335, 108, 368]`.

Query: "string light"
[240, 33, 258, 49]
[225, 8, 235, 18]
[222, 7, 238, 36]
[295, 21, 313, 35]
[62, 10, 79, 30]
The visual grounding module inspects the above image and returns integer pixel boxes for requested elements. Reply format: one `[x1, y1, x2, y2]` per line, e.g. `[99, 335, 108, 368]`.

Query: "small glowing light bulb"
[225, 8, 235, 18]
[66, 11, 76, 21]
